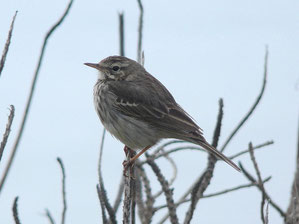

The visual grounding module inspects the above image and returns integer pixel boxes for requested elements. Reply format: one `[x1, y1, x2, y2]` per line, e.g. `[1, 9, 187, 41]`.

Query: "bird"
[84, 56, 240, 172]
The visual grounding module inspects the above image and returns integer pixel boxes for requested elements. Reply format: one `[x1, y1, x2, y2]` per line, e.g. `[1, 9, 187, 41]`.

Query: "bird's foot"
[122, 159, 135, 178]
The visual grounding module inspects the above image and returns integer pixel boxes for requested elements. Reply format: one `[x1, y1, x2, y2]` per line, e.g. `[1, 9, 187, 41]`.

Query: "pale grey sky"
[0, 0, 298, 223]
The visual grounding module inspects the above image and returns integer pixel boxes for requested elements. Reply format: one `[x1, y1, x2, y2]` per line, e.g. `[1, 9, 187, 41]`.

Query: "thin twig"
[220, 47, 268, 152]
[229, 140, 274, 160]
[136, 163, 154, 223]
[136, 0, 144, 63]
[113, 175, 124, 213]
[57, 158, 67, 224]
[97, 129, 116, 224]
[0, 0, 74, 194]
[12, 196, 21, 224]
[239, 162, 286, 218]
[0, 11, 17, 77]
[0, 105, 15, 162]
[249, 142, 266, 223]
[96, 184, 108, 224]
[118, 12, 125, 56]
[135, 171, 146, 224]
[154, 176, 272, 211]
[184, 98, 223, 224]
[45, 209, 56, 224]
[152, 140, 185, 156]
[265, 200, 270, 224]
[147, 155, 179, 224]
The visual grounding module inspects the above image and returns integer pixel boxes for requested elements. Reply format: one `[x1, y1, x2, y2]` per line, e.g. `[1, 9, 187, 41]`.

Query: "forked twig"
[239, 162, 286, 218]
[220, 47, 268, 152]
[0, 105, 15, 162]
[0, 0, 74, 194]
[249, 142, 266, 223]
[0, 11, 17, 77]
[119, 12, 125, 56]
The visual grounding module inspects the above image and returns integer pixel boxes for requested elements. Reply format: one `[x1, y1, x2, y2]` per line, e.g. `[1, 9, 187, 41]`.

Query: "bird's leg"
[123, 145, 130, 157]
[122, 145, 152, 177]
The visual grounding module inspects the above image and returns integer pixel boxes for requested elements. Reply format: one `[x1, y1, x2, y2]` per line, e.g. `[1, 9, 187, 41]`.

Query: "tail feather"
[197, 140, 241, 172]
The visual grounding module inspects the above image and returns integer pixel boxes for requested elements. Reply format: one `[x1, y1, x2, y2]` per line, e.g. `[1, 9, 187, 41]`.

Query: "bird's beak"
[84, 62, 100, 70]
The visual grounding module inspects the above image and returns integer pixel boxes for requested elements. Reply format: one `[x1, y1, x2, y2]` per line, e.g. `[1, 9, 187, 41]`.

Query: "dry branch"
[57, 158, 67, 224]
[12, 196, 21, 224]
[0, 11, 17, 77]
[0, 0, 74, 194]
[147, 156, 179, 224]
[240, 162, 286, 218]
[136, 0, 144, 63]
[220, 47, 268, 152]
[0, 105, 15, 162]
[45, 209, 56, 224]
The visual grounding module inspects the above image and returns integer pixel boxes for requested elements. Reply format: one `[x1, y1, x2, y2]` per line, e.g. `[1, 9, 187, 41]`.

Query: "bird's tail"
[195, 139, 241, 172]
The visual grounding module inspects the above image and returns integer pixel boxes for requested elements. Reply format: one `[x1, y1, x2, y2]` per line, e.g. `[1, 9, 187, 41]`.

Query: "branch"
[0, 11, 17, 77]
[184, 98, 223, 224]
[0, 0, 74, 194]
[136, 0, 144, 63]
[239, 162, 286, 218]
[146, 156, 179, 224]
[118, 12, 125, 56]
[96, 184, 108, 224]
[220, 47, 268, 152]
[229, 140, 274, 160]
[45, 209, 56, 224]
[97, 129, 116, 224]
[286, 117, 299, 223]
[12, 196, 21, 224]
[0, 105, 15, 162]
[248, 142, 266, 223]
[57, 158, 67, 224]
[154, 176, 272, 211]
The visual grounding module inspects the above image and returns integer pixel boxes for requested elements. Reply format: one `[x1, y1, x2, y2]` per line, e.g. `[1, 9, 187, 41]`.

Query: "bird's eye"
[112, 66, 120, 71]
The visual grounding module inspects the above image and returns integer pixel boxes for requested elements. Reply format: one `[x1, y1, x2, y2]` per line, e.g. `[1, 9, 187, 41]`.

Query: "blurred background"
[0, 0, 298, 223]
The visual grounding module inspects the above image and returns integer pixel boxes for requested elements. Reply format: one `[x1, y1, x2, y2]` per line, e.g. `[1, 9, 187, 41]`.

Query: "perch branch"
[0, 0, 74, 194]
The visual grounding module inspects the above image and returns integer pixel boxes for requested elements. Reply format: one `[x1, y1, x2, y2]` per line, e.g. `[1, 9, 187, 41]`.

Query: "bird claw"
[123, 160, 135, 178]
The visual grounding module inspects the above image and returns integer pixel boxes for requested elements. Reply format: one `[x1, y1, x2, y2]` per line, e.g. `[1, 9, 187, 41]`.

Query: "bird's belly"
[103, 111, 159, 150]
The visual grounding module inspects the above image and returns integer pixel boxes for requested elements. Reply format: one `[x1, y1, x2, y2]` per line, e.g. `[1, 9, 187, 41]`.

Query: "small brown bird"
[85, 56, 240, 172]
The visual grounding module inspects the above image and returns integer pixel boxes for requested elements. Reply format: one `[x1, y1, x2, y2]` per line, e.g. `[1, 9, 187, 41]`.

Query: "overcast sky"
[0, 0, 299, 223]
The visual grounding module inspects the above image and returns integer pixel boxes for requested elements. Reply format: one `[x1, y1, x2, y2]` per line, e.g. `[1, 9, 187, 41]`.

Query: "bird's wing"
[107, 78, 202, 136]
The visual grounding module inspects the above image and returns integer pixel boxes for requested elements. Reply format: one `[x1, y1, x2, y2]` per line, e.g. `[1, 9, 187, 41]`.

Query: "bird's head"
[84, 56, 144, 81]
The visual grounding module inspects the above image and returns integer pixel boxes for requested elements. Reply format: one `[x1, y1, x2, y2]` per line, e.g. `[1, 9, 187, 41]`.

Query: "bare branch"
[96, 184, 108, 224]
[45, 209, 56, 224]
[220, 47, 268, 152]
[118, 12, 125, 56]
[0, 0, 74, 194]
[0, 105, 15, 162]
[154, 176, 272, 212]
[56, 158, 67, 224]
[229, 140, 274, 160]
[136, 0, 144, 63]
[0, 11, 17, 77]
[12, 196, 21, 224]
[147, 155, 179, 224]
[97, 129, 117, 224]
[286, 117, 299, 223]
[184, 98, 223, 224]
[113, 175, 124, 213]
[239, 162, 286, 218]
[248, 142, 266, 223]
